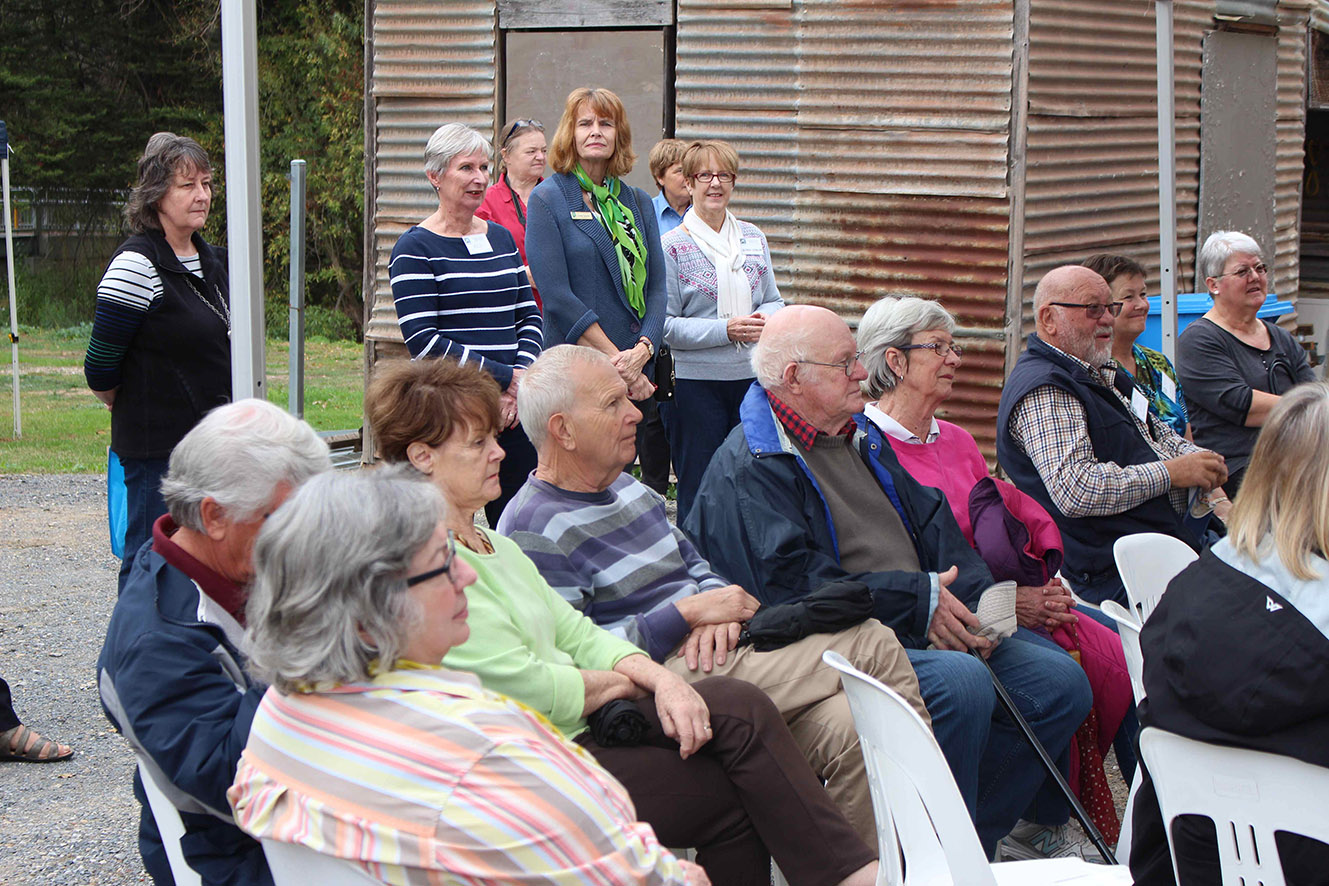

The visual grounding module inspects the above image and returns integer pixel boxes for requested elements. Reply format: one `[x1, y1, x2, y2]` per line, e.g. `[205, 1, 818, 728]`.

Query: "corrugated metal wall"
[1275, 1, 1312, 298]
[674, 0, 1015, 453]
[365, 0, 496, 349]
[1021, 0, 1210, 334]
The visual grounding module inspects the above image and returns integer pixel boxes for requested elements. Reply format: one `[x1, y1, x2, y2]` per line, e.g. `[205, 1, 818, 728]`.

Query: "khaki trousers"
[665, 619, 927, 846]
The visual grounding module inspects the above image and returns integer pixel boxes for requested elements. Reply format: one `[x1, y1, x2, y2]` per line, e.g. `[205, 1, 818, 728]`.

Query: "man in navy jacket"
[687, 304, 1095, 860]
[98, 400, 330, 885]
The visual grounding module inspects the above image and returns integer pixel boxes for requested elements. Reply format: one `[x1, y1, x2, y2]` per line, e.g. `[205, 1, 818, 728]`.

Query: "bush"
[2, 259, 104, 330]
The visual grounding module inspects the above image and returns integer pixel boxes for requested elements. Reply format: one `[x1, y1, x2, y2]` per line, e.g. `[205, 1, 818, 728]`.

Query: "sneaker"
[996, 820, 1106, 864]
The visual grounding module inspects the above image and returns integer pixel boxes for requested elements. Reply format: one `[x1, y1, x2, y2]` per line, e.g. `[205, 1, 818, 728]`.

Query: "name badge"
[570, 210, 594, 220]
[1160, 373, 1177, 402]
[741, 237, 764, 256]
[462, 233, 492, 255]
[1130, 387, 1150, 422]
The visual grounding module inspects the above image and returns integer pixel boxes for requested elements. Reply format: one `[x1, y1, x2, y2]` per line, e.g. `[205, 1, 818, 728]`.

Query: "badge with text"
[741, 237, 764, 256]
[1160, 373, 1177, 402]
[570, 210, 594, 220]
[1130, 387, 1150, 422]
[462, 233, 492, 255]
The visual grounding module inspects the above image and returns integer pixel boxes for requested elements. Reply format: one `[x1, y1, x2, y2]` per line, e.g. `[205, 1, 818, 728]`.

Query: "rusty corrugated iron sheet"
[676, 0, 1014, 456]
[1274, 1, 1311, 299]
[1314, 0, 1329, 32]
[366, 0, 495, 345]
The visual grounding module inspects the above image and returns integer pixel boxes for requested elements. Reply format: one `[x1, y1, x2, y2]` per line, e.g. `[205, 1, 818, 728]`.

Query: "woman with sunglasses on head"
[477, 118, 546, 310]
[1082, 253, 1193, 440]
[1176, 231, 1314, 497]
[658, 140, 784, 522]
[388, 122, 543, 524]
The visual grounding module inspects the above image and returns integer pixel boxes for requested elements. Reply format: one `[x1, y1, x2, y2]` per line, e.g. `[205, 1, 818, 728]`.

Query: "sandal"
[0, 724, 75, 762]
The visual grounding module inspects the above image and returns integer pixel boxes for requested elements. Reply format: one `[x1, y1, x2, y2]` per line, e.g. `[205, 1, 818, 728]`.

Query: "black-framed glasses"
[693, 171, 736, 184]
[1048, 301, 1123, 319]
[1216, 262, 1269, 281]
[501, 119, 544, 147]
[898, 342, 963, 359]
[795, 351, 864, 377]
[406, 530, 458, 587]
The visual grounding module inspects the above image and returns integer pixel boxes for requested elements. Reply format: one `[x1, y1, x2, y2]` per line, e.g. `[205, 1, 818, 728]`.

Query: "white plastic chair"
[1097, 599, 1145, 858]
[822, 650, 1132, 885]
[136, 759, 203, 886]
[263, 839, 383, 885]
[1139, 727, 1329, 886]
[1112, 532, 1198, 623]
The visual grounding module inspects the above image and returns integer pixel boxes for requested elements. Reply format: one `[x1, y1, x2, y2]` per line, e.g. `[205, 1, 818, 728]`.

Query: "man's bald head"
[1033, 265, 1116, 365]
[751, 304, 843, 390]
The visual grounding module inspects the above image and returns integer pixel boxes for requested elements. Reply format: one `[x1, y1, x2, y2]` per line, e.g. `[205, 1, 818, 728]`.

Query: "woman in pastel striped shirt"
[231, 468, 707, 886]
[389, 122, 544, 524]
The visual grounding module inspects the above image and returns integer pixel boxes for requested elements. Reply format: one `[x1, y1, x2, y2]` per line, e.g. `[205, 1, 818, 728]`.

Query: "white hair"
[1199, 230, 1264, 281]
[750, 320, 820, 390]
[856, 296, 956, 399]
[160, 399, 331, 532]
[245, 466, 444, 693]
[517, 345, 614, 450]
[424, 123, 492, 177]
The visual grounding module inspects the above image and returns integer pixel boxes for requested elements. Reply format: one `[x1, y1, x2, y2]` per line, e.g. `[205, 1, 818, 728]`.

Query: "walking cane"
[970, 649, 1118, 863]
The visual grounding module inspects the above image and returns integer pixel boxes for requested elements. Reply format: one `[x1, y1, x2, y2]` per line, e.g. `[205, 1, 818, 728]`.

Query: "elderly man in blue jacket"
[686, 304, 1096, 861]
[98, 399, 330, 886]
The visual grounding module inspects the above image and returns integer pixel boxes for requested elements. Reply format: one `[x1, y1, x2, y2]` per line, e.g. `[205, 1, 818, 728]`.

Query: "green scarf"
[573, 164, 647, 318]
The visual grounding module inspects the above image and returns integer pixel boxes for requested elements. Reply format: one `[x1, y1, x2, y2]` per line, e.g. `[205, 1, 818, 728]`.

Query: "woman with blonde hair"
[1130, 381, 1329, 885]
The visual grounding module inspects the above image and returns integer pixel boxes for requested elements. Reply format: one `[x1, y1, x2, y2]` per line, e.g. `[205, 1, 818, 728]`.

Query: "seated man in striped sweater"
[497, 345, 945, 846]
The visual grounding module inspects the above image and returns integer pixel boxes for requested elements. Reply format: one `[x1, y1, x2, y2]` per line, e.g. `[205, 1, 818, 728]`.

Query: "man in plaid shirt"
[996, 265, 1228, 605]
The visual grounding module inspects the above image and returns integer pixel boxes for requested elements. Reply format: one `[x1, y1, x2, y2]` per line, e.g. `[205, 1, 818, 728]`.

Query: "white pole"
[2, 123, 20, 438]
[1156, 0, 1179, 364]
[221, 0, 266, 400]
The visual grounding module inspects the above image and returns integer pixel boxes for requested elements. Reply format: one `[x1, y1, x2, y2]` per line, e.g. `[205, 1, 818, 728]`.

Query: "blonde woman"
[1131, 382, 1329, 885]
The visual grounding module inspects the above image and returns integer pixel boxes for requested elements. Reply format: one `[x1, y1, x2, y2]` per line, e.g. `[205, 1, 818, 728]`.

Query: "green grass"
[0, 326, 364, 474]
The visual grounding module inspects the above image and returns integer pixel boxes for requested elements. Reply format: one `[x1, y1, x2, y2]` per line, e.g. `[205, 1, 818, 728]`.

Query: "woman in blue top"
[525, 87, 667, 409]
[388, 123, 543, 525]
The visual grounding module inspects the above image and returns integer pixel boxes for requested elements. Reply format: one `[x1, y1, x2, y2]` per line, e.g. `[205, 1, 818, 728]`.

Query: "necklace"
[185, 274, 230, 333]
[457, 529, 494, 555]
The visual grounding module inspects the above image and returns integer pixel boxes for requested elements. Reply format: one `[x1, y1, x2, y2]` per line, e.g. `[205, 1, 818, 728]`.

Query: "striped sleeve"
[84, 251, 162, 392]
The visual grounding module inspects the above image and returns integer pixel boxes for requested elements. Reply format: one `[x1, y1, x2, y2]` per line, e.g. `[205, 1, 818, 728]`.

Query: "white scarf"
[683, 207, 751, 321]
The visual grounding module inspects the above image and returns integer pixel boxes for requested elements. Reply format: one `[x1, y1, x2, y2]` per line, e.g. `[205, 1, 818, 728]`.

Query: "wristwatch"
[637, 336, 655, 358]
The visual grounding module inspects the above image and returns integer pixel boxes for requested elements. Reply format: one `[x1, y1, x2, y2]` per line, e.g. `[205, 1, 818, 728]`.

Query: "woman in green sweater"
[364, 357, 878, 886]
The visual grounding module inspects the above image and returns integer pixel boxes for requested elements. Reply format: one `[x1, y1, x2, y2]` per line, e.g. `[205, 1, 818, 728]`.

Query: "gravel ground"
[1, 474, 146, 885]
[0, 473, 1130, 883]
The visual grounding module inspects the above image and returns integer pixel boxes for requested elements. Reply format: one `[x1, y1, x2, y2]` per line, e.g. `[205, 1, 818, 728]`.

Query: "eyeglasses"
[898, 342, 964, 359]
[692, 171, 736, 184]
[795, 351, 864, 377]
[500, 119, 544, 148]
[1216, 262, 1269, 281]
[405, 530, 458, 587]
[1048, 301, 1124, 319]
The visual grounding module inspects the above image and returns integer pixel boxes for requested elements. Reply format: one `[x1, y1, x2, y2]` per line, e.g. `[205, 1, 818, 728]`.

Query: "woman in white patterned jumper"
[389, 122, 544, 524]
[659, 140, 784, 521]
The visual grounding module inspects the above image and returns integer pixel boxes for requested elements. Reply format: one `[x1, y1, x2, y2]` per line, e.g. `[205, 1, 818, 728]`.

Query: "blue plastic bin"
[1140, 293, 1293, 351]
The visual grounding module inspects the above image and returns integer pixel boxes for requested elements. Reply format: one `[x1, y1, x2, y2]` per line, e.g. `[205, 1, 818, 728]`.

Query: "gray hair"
[518, 345, 614, 449]
[1199, 230, 1264, 281]
[424, 123, 493, 177]
[160, 399, 331, 532]
[750, 319, 819, 390]
[856, 296, 956, 399]
[123, 132, 212, 234]
[245, 467, 445, 693]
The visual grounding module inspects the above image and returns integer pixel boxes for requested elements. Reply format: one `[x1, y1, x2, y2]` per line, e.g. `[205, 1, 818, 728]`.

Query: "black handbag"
[653, 344, 675, 402]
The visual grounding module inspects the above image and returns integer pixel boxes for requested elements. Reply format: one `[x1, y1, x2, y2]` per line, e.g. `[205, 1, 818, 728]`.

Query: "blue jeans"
[910, 633, 1092, 854]
[117, 456, 169, 595]
[659, 377, 752, 523]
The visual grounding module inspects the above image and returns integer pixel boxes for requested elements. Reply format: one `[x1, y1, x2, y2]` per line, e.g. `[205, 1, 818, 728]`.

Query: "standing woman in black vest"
[85, 133, 231, 590]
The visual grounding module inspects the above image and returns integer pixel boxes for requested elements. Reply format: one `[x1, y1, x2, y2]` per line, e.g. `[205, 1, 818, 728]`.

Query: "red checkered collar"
[767, 392, 857, 449]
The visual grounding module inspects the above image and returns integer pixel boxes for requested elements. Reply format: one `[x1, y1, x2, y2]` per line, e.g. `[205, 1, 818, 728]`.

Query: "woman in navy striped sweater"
[389, 123, 544, 524]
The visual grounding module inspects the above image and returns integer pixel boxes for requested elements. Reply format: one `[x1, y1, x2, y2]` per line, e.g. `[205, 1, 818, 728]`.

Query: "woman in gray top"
[1176, 230, 1314, 496]
[660, 140, 784, 521]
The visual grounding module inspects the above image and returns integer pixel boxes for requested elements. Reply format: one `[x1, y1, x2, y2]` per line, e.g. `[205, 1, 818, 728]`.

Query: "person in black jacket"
[1131, 382, 1329, 885]
[85, 133, 232, 593]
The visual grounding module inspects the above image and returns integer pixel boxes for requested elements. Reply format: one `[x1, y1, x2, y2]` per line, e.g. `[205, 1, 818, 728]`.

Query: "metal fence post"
[288, 159, 306, 418]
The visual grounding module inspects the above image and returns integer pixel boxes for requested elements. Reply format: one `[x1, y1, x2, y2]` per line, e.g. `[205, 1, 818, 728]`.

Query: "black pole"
[971, 649, 1118, 864]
